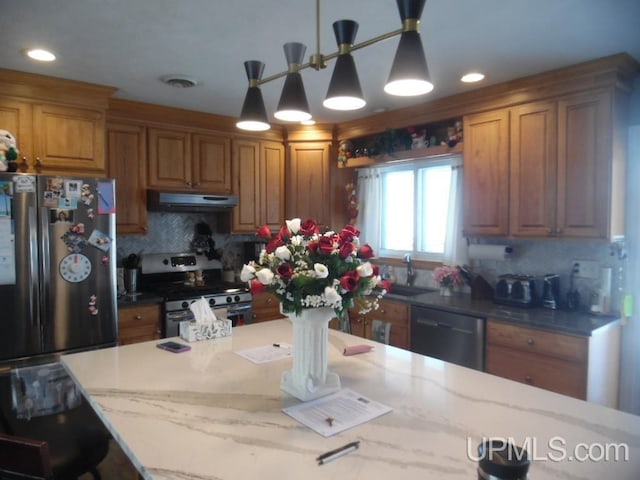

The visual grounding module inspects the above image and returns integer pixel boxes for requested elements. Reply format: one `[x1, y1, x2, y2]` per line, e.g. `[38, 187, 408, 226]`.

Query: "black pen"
[316, 441, 360, 465]
[273, 343, 281, 348]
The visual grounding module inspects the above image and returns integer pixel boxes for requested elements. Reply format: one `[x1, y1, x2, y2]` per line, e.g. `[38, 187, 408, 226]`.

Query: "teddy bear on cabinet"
[0, 130, 19, 172]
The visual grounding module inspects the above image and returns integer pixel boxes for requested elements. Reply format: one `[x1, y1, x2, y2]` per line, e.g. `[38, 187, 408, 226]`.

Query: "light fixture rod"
[258, 28, 405, 85]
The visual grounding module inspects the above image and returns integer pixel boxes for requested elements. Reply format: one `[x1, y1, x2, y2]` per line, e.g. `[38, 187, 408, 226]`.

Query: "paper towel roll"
[468, 244, 513, 260]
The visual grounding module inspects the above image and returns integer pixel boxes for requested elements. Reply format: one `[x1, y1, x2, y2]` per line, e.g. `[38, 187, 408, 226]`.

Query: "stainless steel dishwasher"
[410, 306, 485, 371]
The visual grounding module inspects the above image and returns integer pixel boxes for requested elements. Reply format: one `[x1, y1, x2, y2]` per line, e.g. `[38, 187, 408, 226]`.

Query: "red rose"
[300, 219, 319, 236]
[276, 262, 293, 279]
[339, 242, 355, 259]
[340, 270, 360, 292]
[379, 280, 392, 292]
[358, 244, 375, 259]
[318, 236, 335, 255]
[307, 241, 319, 255]
[256, 225, 271, 240]
[371, 264, 380, 277]
[339, 224, 360, 243]
[266, 236, 283, 254]
[278, 225, 290, 242]
[249, 279, 265, 294]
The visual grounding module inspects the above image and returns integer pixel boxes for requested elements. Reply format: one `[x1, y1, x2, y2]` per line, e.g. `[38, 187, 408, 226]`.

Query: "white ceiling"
[2, 0, 639, 125]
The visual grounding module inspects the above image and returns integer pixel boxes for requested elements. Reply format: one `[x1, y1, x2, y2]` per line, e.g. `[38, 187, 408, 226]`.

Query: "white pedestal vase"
[280, 306, 341, 401]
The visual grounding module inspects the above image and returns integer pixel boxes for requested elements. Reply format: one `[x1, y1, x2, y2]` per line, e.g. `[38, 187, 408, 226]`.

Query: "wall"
[116, 212, 253, 272]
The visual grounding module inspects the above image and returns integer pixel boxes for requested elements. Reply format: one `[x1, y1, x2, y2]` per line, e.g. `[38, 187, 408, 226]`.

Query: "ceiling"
[2, 0, 640, 126]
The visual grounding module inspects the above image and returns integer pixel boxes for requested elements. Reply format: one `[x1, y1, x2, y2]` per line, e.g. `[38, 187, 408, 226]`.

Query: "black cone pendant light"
[323, 20, 366, 111]
[236, 61, 270, 131]
[385, 0, 433, 96]
[274, 43, 312, 122]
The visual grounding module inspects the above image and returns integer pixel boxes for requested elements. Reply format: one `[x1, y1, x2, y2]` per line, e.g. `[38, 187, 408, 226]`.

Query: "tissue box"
[179, 318, 232, 342]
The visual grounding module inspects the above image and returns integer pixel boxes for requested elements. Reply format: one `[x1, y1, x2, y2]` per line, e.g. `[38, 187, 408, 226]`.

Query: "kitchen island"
[62, 320, 640, 479]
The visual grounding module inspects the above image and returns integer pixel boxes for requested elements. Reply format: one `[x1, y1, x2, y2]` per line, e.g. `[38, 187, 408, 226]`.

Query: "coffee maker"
[542, 274, 561, 309]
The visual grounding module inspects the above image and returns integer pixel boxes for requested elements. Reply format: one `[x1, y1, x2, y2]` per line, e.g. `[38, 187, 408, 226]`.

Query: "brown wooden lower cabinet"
[118, 304, 162, 345]
[485, 319, 621, 405]
[331, 298, 410, 350]
[251, 292, 286, 323]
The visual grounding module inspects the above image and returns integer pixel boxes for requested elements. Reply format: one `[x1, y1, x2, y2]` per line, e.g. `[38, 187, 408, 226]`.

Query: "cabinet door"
[251, 292, 285, 323]
[0, 97, 32, 172]
[286, 142, 330, 228]
[107, 122, 148, 235]
[509, 102, 557, 236]
[260, 141, 285, 230]
[463, 109, 510, 236]
[32, 103, 106, 175]
[118, 304, 162, 345]
[147, 127, 191, 189]
[556, 90, 611, 238]
[232, 139, 261, 233]
[192, 133, 232, 193]
[368, 299, 410, 349]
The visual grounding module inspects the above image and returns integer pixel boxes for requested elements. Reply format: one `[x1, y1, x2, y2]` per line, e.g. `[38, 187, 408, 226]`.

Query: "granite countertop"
[385, 291, 619, 336]
[62, 320, 640, 480]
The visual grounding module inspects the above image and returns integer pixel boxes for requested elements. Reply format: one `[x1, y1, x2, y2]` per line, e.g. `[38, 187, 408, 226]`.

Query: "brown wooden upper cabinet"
[463, 109, 510, 236]
[286, 141, 331, 228]
[147, 127, 232, 193]
[107, 121, 148, 235]
[464, 88, 625, 240]
[0, 97, 107, 175]
[232, 139, 285, 234]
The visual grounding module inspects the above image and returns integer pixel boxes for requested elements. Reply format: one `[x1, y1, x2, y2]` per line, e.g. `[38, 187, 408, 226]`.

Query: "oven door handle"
[166, 310, 195, 322]
[224, 304, 252, 313]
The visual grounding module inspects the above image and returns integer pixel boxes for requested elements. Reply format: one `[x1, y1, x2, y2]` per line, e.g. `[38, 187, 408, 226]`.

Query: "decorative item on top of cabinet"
[117, 303, 162, 345]
[107, 121, 148, 235]
[286, 141, 331, 228]
[147, 127, 232, 193]
[232, 139, 285, 233]
[337, 119, 463, 168]
[251, 292, 286, 323]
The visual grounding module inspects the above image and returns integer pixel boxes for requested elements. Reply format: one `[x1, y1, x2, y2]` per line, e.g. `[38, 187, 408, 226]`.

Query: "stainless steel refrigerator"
[0, 173, 117, 363]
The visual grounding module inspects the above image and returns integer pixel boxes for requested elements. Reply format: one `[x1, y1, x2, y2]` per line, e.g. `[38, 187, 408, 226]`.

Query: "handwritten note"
[235, 343, 293, 364]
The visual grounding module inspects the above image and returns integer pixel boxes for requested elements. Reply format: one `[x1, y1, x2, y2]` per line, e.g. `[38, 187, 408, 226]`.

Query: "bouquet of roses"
[240, 218, 390, 317]
[432, 265, 464, 288]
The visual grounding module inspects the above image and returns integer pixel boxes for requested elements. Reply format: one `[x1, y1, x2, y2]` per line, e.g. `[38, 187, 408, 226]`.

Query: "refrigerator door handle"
[28, 205, 40, 327]
[38, 205, 51, 326]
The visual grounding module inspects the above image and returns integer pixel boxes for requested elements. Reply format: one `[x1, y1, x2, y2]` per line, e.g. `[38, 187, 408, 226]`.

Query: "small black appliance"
[542, 274, 561, 310]
[493, 274, 539, 308]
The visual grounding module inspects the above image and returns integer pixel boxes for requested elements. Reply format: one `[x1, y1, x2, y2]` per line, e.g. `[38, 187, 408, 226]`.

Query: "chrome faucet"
[404, 253, 415, 286]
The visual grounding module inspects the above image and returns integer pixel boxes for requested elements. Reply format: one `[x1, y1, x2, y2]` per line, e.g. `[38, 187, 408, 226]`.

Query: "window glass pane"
[381, 170, 414, 251]
[417, 165, 451, 253]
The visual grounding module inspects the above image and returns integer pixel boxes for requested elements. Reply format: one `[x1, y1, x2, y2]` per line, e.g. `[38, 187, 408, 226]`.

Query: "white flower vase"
[281, 307, 341, 402]
[440, 285, 452, 297]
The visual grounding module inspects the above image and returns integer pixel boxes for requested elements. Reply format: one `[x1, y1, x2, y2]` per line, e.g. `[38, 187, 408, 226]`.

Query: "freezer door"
[38, 176, 117, 353]
[0, 174, 42, 361]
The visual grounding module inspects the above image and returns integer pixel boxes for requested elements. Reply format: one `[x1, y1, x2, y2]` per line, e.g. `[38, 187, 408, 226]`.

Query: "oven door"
[164, 309, 194, 338]
[214, 303, 252, 327]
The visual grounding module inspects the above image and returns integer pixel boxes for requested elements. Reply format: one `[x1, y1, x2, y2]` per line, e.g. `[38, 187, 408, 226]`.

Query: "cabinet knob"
[135, 315, 142, 320]
[252, 314, 257, 319]
[527, 338, 535, 345]
[266, 297, 272, 304]
[380, 309, 386, 314]
[525, 375, 533, 384]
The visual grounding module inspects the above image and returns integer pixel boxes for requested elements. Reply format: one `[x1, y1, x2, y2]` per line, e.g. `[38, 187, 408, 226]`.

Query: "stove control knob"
[163, 259, 169, 265]
[181, 301, 189, 309]
[226, 296, 232, 303]
[234, 295, 240, 303]
[209, 298, 216, 306]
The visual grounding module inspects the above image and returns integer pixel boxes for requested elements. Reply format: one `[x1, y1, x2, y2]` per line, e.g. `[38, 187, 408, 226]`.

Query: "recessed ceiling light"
[461, 72, 485, 83]
[25, 48, 56, 62]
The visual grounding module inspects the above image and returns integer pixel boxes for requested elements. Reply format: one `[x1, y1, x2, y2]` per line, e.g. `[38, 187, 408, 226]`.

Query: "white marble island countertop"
[62, 320, 640, 479]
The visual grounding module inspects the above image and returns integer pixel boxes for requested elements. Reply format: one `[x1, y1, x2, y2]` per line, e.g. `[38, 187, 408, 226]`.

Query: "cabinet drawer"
[252, 292, 281, 310]
[486, 344, 587, 399]
[487, 320, 587, 363]
[373, 300, 409, 324]
[118, 304, 161, 328]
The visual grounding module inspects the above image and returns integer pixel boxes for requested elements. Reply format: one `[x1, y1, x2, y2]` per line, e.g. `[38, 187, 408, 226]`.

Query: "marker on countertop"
[317, 441, 360, 465]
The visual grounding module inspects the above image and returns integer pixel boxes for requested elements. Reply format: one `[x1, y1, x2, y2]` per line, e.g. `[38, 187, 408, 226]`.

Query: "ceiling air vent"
[160, 75, 198, 88]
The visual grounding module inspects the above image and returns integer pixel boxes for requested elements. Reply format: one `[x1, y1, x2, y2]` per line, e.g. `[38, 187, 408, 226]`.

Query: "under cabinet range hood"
[147, 190, 239, 212]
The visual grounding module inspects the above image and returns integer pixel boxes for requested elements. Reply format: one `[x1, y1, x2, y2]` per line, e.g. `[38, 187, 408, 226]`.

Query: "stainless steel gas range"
[139, 253, 252, 338]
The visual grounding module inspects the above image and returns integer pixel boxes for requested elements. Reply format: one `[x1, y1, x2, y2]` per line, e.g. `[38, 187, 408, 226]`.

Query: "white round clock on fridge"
[59, 253, 92, 283]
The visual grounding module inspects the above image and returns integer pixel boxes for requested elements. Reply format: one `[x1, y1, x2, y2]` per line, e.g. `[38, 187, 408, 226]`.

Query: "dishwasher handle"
[414, 317, 474, 334]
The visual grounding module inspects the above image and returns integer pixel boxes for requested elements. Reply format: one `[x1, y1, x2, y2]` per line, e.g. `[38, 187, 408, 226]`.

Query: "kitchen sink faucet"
[404, 253, 415, 286]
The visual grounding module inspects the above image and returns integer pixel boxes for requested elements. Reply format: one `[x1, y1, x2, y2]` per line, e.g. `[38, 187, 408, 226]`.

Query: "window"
[358, 155, 462, 263]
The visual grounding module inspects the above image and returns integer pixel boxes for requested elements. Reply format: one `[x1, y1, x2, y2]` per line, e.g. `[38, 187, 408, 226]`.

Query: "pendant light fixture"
[274, 43, 312, 122]
[384, 0, 433, 96]
[236, 0, 432, 131]
[236, 61, 270, 131]
[323, 20, 366, 111]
